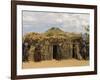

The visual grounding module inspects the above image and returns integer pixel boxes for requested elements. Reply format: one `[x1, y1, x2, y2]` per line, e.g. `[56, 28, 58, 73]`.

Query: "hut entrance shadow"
[53, 45, 58, 60]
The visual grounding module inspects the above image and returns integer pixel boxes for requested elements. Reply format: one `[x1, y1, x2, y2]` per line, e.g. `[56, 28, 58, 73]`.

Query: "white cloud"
[22, 11, 90, 34]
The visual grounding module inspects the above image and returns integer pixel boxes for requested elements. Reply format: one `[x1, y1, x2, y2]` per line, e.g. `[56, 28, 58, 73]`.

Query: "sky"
[22, 10, 90, 35]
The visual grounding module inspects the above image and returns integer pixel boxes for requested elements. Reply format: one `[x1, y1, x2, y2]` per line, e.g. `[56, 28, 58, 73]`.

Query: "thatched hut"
[23, 27, 88, 62]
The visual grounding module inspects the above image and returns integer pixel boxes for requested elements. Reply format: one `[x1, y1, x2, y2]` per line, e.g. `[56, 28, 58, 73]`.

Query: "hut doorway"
[72, 44, 75, 58]
[53, 45, 58, 59]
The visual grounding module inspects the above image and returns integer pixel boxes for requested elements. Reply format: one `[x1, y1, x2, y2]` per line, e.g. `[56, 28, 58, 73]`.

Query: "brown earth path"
[22, 59, 89, 69]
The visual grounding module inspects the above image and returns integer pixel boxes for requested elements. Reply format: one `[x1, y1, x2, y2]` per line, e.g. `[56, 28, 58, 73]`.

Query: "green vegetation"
[85, 25, 89, 43]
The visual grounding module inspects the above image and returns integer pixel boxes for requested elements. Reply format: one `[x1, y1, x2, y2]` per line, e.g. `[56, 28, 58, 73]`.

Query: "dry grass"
[22, 58, 89, 69]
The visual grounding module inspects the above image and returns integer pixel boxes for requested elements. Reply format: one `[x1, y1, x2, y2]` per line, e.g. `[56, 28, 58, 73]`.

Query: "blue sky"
[22, 11, 90, 35]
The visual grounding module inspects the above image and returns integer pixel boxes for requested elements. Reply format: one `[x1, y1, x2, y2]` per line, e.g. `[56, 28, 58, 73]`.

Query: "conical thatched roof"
[45, 27, 66, 37]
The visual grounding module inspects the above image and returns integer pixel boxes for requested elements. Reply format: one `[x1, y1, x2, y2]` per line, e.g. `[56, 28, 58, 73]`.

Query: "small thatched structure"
[23, 27, 88, 62]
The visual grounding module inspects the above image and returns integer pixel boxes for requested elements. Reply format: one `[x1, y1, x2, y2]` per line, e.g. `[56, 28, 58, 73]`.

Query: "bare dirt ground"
[22, 58, 89, 69]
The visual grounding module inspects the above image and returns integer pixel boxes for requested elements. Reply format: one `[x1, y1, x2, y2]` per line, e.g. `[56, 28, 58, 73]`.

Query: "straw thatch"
[23, 27, 88, 62]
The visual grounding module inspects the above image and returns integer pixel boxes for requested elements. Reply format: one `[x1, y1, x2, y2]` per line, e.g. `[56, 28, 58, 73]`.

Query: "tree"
[84, 25, 89, 44]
